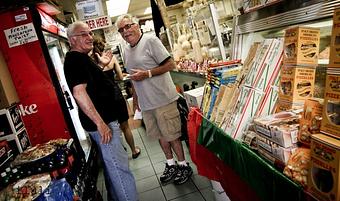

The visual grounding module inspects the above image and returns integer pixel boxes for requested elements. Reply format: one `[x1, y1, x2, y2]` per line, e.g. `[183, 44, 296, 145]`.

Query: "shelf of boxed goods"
[185, 1, 340, 201]
[185, 22, 331, 200]
[0, 104, 31, 157]
[187, 108, 309, 201]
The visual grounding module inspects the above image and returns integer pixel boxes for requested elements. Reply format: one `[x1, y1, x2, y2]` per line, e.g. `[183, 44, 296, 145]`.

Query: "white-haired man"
[116, 14, 193, 185]
[63, 21, 138, 201]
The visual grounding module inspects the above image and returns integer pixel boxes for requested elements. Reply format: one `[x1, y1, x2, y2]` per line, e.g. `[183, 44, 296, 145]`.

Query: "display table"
[187, 108, 309, 201]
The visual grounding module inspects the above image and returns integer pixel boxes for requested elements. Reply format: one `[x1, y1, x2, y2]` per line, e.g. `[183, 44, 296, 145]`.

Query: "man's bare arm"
[129, 58, 176, 81]
[72, 84, 112, 144]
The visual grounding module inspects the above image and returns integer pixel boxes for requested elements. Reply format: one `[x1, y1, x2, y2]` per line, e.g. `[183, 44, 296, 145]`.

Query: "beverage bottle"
[0, 172, 10, 189]
[5, 167, 12, 183]
[11, 168, 20, 183]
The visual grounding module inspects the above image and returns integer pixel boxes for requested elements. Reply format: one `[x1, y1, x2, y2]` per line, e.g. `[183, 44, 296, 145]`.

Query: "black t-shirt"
[64, 51, 118, 131]
[102, 69, 126, 102]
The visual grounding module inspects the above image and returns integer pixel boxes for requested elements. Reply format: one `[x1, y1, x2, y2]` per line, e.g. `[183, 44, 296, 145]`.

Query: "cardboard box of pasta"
[279, 66, 316, 103]
[321, 73, 340, 139]
[298, 98, 324, 147]
[256, 133, 297, 164]
[283, 26, 320, 66]
[254, 111, 300, 147]
[308, 134, 340, 201]
[329, 8, 340, 68]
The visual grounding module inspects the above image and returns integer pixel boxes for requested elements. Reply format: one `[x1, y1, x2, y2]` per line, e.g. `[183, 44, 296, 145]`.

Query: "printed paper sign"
[4, 23, 38, 48]
[76, 0, 104, 20]
[84, 15, 112, 30]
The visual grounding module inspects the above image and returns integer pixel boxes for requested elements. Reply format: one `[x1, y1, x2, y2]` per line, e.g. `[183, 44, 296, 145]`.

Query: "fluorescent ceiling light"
[106, 0, 130, 17]
[144, 7, 152, 15]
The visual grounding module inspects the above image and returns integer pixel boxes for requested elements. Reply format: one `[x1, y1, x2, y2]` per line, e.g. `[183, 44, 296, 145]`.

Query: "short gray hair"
[67, 21, 88, 40]
[115, 14, 139, 28]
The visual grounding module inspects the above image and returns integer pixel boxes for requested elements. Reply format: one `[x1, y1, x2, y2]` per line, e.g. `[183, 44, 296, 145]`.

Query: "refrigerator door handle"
[64, 90, 74, 110]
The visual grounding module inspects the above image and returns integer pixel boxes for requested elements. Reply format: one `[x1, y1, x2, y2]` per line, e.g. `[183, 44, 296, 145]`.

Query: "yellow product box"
[279, 66, 316, 103]
[321, 73, 340, 139]
[283, 26, 320, 66]
[298, 98, 324, 147]
[308, 134, 340, 201]
[329, 8, 340, 68]
[333, 8, 340, 24]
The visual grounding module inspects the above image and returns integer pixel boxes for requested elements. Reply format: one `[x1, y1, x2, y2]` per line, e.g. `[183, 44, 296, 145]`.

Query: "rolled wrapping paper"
[192, 39, 203, 63]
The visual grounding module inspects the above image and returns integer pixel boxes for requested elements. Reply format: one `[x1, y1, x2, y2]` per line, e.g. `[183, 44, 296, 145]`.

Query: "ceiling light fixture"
[106, 0, 131, 17]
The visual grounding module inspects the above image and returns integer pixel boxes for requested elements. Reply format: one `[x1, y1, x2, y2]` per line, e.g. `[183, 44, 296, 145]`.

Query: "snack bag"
[283, 147, 311, 187]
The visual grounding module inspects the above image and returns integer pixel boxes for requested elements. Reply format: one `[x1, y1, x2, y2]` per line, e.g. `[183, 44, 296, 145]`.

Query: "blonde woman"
[92, 37, 141, 159]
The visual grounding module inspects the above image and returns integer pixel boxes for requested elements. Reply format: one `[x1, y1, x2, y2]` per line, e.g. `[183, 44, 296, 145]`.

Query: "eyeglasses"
[118, 23, 135, 33]
[72, 31, 94, 37]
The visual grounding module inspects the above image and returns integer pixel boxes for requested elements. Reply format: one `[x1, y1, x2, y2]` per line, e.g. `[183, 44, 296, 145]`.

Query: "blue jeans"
[89, 121, 138, 201]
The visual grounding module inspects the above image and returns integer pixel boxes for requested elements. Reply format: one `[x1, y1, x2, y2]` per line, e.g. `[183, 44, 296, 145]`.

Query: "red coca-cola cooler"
[0, 2, 100, 199]
[0, 2, 86, 148]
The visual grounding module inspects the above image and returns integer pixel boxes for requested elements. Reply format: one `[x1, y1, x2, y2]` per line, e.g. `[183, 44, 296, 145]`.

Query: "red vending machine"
[0, 2, 99, 199]
[0, 4, 78, 146]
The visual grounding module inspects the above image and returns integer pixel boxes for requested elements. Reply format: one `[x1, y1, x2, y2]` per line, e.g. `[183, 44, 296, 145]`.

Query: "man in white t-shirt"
[116, 14, 193, 185]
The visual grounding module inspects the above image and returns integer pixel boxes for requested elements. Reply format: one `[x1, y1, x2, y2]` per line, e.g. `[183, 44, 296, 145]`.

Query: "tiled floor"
[96, 126, 230, 201]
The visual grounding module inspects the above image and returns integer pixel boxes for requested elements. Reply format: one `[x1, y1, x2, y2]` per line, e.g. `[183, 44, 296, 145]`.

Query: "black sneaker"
[160, 163, 177, 183]
[174, 163, 193, 185]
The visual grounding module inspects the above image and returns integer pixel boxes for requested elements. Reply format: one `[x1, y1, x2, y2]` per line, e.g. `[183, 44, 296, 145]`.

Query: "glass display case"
[233, 0, 340, 99]
[166, 0, 236, 62]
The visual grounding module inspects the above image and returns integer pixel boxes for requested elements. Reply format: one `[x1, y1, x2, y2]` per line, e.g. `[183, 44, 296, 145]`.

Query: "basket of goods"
[12, 144, 56, 166]
[0, 173, 51, 201]
[11, 143, 64, 178]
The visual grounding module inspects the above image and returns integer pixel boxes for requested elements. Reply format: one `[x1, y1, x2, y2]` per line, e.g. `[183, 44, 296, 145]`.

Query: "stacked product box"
[184, 86, 204, 108]
[277, 26, 320, 110]
[0, 104, 30, 156]
[308, 134, 340, 201]
[306, 9, 340, 200]
[253, 111, 301, 164]
[321, 8, 340, 140]
[298, 98, 324, 147]
[220, 39, 283, 140]
[329, 7, 340, 68]
[0, 140, 12, 167]
[321, 72, 340, 139]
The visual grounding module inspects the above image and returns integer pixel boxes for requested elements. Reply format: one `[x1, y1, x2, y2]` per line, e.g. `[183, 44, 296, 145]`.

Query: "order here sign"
[84, 15, 112, 30]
